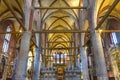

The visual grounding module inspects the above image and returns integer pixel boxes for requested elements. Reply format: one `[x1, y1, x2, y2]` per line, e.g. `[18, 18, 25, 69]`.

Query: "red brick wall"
[0, 20, 17, 62]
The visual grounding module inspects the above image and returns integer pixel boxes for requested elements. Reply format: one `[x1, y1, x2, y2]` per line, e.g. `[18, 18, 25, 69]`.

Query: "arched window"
[112, 32, 118, 44]
[61, 54, 64, 64]
[110, 32, 120, 45]
[53, 52, 66, 64]
[2, 26, 11, 52]
[27, 51, 33, 70]
[108, 19, 120, 46]
[57, 54, 59, 64]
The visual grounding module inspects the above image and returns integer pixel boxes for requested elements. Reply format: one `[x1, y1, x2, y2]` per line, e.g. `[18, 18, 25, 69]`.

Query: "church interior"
[0, 0, 120, 80]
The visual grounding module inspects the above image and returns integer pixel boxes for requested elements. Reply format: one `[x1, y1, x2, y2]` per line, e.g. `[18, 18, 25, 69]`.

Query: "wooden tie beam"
[1, 30, 120, 34]
[97, 30, 120, 33]
[34, 6, 87, 9]
[34, 30, 88, 33]
[47, 41, 73, 43]
[42, 47, 78, 50]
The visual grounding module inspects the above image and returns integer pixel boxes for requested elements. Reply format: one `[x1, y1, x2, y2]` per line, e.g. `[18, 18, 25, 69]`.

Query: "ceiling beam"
[34, 30, 89, 33]
[97, 30, 120, 32]
[34, 30, 120, 33]
[1, 30, 120, 34]
[0, 31, 21, 34]
[95, 0, 120, 30]
[0, 30, 88, 34]
[47, 41, 73, 43]
[42, 47, 78, 50]
[34, 6, 87, 9]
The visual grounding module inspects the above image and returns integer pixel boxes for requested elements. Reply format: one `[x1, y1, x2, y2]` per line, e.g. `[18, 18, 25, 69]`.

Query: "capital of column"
[21, 31, 32, 37]
[96, 73, 109, 77]
[90, 29, 102, 34]
[23, 31, 32, 34]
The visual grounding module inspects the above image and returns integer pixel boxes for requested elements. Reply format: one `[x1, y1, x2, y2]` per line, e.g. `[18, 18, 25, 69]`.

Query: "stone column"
[15, 31, 32, 80]
[73, 38, 76, 67]
[87, 0, 109, 79]
[79, 0, 89, 79]
[42, 49, 45, 67]
[32, 48, 41, 80]
[90, 30, 108, 80]
[70, 42, 72, 67]
[80, 47, 89, 80]
[75, 47, 78, 67]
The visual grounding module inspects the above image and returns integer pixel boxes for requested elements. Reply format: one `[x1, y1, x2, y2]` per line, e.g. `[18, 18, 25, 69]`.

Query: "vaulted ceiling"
[96, 0, 120, 19]
[39, 0, 80, 54]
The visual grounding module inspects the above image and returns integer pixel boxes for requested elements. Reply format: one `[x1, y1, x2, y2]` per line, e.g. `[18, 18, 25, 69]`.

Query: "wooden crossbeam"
[1, 30, 120, 34]
[42, 47, 78, 50]
[34, 6, 87, 9]
[97, 30, 120, 33]
[34, 30, 88, 33]
[47, 41, 73, 43]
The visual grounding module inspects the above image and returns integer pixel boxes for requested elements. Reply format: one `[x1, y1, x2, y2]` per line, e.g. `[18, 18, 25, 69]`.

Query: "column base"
[14, 78, 26, 80]
[15, 75, 26, 80]
[97, 77, 108, 80]
[84, 77, 90, 80]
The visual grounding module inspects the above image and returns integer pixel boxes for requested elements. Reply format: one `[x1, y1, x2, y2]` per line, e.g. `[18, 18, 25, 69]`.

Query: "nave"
[0, 0, 120, 80]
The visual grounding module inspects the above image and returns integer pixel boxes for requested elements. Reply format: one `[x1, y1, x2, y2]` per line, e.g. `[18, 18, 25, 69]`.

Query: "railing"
[40, 67, 57, 73]
[40, 67, 81, 80]
[64, 67, 81, 73]
[40, 67, 81, 73]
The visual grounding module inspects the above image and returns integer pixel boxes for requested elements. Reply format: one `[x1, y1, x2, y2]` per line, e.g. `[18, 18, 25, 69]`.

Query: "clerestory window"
[2, 26, 11, 52]
[110, 32, 120, 45]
